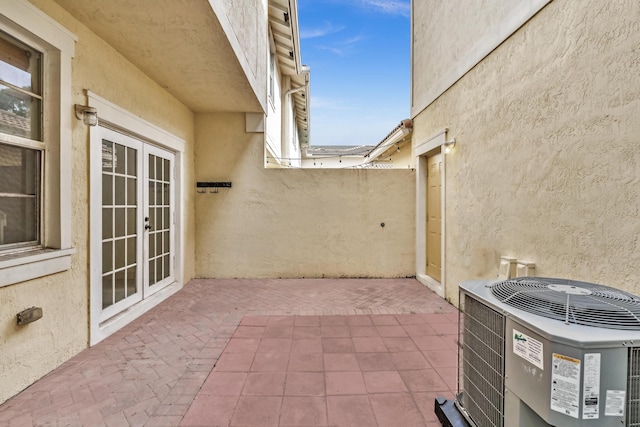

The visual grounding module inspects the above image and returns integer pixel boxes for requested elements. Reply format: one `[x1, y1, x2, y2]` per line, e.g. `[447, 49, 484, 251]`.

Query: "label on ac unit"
[512, 329, 544, 369]
[550, 353, 580, 419]
[604, 390, 625, 416]
[582, 353, 600, 419]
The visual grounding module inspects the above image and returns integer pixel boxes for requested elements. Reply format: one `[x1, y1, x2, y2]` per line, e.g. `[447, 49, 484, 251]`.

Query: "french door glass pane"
[0, 142, 40, 247]
[148, 153, 171, 287]
[101, 139, 139, 309]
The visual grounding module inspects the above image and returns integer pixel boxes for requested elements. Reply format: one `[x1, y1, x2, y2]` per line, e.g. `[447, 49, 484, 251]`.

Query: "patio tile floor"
[0, 278, 457, 426]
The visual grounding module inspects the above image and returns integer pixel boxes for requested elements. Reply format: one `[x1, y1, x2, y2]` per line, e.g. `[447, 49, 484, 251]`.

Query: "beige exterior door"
[426, 153, 442, 280]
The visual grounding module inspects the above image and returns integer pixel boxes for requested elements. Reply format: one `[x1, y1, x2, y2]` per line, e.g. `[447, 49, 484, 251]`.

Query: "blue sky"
[297, 0, 410, 147]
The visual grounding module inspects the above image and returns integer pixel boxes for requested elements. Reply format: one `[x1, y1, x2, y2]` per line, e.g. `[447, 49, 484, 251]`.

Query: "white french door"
[94, 127, 175, 324]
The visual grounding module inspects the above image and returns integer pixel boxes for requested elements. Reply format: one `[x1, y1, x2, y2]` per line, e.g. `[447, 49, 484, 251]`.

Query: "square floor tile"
[411, 335, 449, 351]
[280, 396, 328, 426]
[436, 367, 457, 391]
[324, 353, 360, 371]
[288, 353, 324, 372]
[433, 323, 458, 336]
[285, 372, 325, 396]
[292, 327, 321, 339]
[382, 337, 419, 352]
[371, 315, 399, 326]
[352, 337, 387, 353]
[251, 352, 289, 372]
[346, 316, 373, 326]
[242, 372, 286, 396]
[327, 395, 377, 426]
[412, 391, 441, 423]
[356, 353, 396, 371]
[291, 339, 323, 354]
[399, 369, 449, 392]
[421, 313, 455, 324]
[263, 325, 293, 338]
[376, 326, 408, 337]
[180, 395, 238, 427]
[325, 371, 367, 395]
[230, 396, 281, 426]
[267, 316, 295, 326]
[395, 314, 427, 325]
[321, 326, 350, 337]
[363, 371, 407, 393]
[320, 316, 348, 326]
[423, 350, 458, 368]
[402, 323, 437, 336]
[390, 352, 430, 370]
[233, 326, 265, 338]
[214, 353, 255, 372]
[258, 338, 292, 353]
[349, 326, 379, 337]
[369, 393, 424, 427]
[294, 316, 320, 327]
[240, 316, 270, 327]
[224, 338, 260, 353]
[322, 338, 355, 353]
[200, 372, 247, 396]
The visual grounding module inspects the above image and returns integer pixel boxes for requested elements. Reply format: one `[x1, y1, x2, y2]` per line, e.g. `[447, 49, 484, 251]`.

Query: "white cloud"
[358, 0, 410, 17]
[313, 33, 368, 56]
[310, 96, 355, 111]
[300, 22, 345, 39]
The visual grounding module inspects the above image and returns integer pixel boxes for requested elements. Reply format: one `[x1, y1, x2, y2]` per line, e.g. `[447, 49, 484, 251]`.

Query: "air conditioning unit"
[456, 277, 640, 427]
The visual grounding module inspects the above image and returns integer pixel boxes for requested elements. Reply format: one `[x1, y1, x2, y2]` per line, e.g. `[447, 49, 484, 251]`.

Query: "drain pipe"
[282, 66, 310, 164]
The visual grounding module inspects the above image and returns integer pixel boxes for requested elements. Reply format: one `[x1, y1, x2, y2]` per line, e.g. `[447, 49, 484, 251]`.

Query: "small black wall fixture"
[197, 182, 232, 194]
[17, 307, 43, 325]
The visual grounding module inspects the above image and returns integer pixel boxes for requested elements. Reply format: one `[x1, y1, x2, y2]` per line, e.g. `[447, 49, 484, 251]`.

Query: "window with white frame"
[0, 31, 43, 250]
[0, 0, 76, 288]
[269, 49, 275, 104]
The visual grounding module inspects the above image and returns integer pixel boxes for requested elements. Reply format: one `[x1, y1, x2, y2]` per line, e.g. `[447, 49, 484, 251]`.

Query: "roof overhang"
[52, 0, 265, 113]
[365, 119, 413, 163]
[268, 0, 310, 147]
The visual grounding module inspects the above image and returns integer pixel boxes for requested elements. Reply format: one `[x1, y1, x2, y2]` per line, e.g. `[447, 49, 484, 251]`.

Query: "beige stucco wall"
[220, 0, 268, 106]
[195, 113, 415, 278]
[0, 0, 195, 404]
[412, 0, 640, 305]
[411, 0, 519, 113]
[391, 142, 414, 169]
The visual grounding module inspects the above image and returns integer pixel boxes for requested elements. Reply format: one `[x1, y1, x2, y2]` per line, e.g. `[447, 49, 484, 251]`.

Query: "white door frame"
[414, 128, 448, 298]
[88, 92, 185, 345]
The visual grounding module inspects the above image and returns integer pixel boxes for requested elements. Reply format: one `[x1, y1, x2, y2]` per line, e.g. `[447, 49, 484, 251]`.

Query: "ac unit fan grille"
[460, 296, 505, 427]
[629, 347, 640, 426]
[491, 278, 640, 330]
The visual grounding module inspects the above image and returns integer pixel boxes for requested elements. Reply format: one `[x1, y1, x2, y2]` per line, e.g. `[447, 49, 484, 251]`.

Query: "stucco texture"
[195, 113, 416, 279]
[0, 0, 195, 404]
[412, 0, 640, 305]
[412, 0, 518, 112]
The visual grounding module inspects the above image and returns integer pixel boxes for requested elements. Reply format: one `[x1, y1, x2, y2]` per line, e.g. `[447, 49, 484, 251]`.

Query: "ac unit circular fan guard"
[490, 277, 640, 330]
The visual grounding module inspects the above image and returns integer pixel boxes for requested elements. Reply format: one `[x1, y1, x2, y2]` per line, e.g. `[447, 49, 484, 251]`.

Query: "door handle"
[145, 224, 152, 230]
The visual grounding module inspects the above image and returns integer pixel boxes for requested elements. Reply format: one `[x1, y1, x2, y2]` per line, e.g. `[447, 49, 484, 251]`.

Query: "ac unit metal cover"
[492, 277, 640, 330]
[459, 278, 640, 427]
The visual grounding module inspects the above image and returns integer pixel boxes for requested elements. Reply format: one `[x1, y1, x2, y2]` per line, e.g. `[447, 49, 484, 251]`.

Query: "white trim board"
[411, 0, 553, 118]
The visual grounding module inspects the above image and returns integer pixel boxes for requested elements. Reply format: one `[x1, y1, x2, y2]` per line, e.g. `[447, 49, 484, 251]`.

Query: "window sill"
[0, 247, 75, 288]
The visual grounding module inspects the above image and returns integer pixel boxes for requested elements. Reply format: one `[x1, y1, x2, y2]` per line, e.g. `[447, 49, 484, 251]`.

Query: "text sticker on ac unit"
[582, 353, 600, 420]
[512, 329, 544, 369]
[605, 390, 625, 417]
[551, 353, 581, 419]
